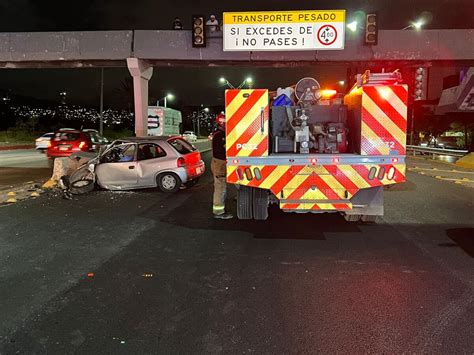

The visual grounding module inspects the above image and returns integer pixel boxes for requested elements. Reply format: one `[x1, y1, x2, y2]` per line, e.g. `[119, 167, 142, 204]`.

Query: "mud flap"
[346, 186, 384, 217]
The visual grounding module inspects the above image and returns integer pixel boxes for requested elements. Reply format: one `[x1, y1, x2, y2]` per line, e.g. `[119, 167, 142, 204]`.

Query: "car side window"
[101, 143, 136, 163]
[137, 143, 167, 161]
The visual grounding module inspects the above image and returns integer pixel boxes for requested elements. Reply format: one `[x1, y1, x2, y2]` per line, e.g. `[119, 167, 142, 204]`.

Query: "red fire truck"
[225, 70, 408, 221]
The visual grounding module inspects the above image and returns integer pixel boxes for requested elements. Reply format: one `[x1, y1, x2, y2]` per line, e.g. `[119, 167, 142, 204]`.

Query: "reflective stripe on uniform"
[213, 205, 225, 215]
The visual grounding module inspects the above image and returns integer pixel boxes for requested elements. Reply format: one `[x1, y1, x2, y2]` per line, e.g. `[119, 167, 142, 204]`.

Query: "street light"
[402, 19, 424, 30]
[219, 77, 235, 89]
[204, 107, 210, 113]
[157, 93, 174, 107]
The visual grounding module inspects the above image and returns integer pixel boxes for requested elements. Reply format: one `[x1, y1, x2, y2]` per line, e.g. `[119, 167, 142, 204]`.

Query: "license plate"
[59, 146, 70, 151]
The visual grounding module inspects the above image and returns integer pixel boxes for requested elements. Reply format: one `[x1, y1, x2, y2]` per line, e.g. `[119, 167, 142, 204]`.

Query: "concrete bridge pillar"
[127, 58, 153, 136]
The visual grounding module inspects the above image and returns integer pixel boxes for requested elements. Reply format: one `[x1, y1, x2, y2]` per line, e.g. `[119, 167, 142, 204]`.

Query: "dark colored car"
[47, 130, 107, 161]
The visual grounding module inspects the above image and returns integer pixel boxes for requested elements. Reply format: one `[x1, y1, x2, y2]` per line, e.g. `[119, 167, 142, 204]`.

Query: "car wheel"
[70, 179, 95, 195]
[157, 173, 181, 193]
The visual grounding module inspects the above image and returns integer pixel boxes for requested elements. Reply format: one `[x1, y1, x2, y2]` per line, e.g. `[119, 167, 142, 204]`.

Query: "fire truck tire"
[361, 215, 379, 223]
[344, 214, 361, 222]
[253, 188, 269, 220]
[237, 186, 253, 220]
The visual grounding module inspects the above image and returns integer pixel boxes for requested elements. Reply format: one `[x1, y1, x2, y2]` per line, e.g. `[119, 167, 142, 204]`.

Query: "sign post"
[223, 10, 345, 51]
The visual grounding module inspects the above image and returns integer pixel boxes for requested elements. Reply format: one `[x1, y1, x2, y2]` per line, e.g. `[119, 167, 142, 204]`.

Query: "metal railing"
[406, 145, 468, 158]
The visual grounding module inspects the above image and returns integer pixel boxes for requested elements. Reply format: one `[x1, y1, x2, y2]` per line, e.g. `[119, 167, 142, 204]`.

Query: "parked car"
[93, 136, 205, 192]
[433, 136, 459, 149]
[182, 131, 197, 143]
[47, 129, 108, 161]
[35, 132, 54, 152]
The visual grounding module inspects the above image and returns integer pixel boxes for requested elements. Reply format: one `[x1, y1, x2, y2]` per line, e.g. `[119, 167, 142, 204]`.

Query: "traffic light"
[414, 67, 426, 101]
[364, 13, 378, 45]
[192, 15, 206, 48]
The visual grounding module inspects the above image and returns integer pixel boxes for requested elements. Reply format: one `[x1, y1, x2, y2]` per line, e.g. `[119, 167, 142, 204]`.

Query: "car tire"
[70, 179, 95, 195]
[237, 186, 253, 220]
[157, 172, 181, 193]
[253, 188, 269, 220]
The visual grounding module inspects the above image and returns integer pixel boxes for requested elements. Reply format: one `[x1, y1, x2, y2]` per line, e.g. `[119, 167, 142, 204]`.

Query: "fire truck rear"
[225, 70, 408, 221]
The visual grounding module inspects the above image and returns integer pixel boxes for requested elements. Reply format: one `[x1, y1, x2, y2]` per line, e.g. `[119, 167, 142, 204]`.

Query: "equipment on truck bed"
[225, 70, 408, 222]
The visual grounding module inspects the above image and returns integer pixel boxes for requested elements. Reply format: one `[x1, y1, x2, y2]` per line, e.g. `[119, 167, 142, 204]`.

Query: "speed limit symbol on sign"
[317, 25, 337, 46]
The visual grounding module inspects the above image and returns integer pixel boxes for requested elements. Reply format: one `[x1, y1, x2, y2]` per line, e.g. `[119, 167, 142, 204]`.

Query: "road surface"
[0, 149, 51, 190]
[0, 151, 473, 353]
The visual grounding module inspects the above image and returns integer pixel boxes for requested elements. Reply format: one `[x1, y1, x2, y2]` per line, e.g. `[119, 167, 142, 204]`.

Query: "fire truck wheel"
[253, 188, 269, 220]
[344, 214, 361, 222]
[237, 186, 253, 220]
[361, 215, 379, 223]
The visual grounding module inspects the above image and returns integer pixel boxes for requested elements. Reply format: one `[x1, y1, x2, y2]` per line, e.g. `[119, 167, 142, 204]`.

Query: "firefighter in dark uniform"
[211, 113, 232, 219]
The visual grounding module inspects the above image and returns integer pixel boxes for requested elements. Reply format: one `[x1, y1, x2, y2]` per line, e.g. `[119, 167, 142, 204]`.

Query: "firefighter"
[211, 113, 232, 219]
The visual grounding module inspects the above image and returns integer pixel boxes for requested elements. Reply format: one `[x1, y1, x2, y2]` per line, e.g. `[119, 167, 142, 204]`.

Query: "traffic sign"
[223, 10, 345, 51]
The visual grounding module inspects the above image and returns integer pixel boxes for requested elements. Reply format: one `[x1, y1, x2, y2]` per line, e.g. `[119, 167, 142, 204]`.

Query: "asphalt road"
[0, 150, 473, 353]
[0, 149, 50, 190]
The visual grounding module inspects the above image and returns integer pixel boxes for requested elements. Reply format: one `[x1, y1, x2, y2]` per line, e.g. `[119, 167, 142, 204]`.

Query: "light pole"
[157, 93, 174, 107]
[219, 77, 235, 89]
[99, 68, 104, 135]
[219, 77, 253, 89]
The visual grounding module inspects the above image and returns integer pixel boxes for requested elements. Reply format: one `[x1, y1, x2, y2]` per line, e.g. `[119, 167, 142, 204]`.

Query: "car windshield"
[168, 137, 196, 154]
[53, 132, 80, 141]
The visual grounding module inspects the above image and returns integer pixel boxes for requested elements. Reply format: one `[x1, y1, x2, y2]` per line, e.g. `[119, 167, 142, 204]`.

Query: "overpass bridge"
[1, 29, 473, 134]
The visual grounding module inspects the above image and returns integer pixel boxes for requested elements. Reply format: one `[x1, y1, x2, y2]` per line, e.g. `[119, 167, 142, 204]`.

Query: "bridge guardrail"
[406, 145, 468, 158]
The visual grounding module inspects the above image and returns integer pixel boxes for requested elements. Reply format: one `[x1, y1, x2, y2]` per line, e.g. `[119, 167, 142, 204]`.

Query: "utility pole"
[99, 68, 104, 135]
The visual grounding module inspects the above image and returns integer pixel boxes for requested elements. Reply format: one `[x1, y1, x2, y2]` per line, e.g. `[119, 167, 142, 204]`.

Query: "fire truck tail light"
[377, 166, 386, 180]
[310, 158, 317, 165]
[232, 159, 239, 164]
[387, 167, 396, 180]
[333, 157, 340, 164]
[368, 167, 377, 180]
[392, 157, 399, 163]
[253, 168, 262, 181]
[237, 168, 244, 180]
[244, 168, 253, 180]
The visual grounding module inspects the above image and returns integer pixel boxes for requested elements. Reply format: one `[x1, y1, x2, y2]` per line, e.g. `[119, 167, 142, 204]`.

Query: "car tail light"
[47, 141, 51, 147]
[78, 141, 87, 150]
[177, 157, 186, 167]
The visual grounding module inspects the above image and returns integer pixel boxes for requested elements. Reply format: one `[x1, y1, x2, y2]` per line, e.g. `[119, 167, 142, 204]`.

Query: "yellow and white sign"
[223, 10, 345, 51]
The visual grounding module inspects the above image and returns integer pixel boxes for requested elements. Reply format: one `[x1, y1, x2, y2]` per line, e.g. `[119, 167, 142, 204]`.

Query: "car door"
[95, 143, 139, 189]
[136, 143, 168, 187]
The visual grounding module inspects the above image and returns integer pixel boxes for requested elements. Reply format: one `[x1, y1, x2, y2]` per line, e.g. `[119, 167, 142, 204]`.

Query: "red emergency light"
[320, 89, 338, 99]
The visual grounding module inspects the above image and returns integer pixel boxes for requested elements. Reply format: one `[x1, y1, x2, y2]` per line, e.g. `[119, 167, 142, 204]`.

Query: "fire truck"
[225, 70, 408, 221]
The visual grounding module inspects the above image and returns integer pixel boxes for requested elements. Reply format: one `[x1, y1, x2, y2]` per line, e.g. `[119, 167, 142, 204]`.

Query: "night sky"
[0, 0, 472, 108]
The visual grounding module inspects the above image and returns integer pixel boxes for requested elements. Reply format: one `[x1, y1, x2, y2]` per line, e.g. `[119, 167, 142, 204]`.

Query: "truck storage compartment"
[270, 104, 351, 154]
